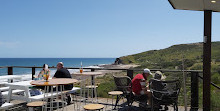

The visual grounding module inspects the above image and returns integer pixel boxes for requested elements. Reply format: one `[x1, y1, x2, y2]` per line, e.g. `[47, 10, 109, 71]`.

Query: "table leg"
[24, 87, 31, 102]
[43, 86, 48, 111]
[7, 87, 13, 102]
[56, 86, 59, 110]
[50, 86, 54, 111]
[91, 75, 98, 103]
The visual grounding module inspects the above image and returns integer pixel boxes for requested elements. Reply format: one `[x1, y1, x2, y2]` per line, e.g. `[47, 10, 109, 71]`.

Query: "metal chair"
[113, 75, 133, 108]
[149, 79, 181, 111]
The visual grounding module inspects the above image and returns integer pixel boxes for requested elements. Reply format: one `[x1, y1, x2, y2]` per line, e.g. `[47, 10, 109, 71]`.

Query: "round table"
[31, 78, 78, 111]
[31, 79, 78, 86]
[72, 72, 102, 86]
[73, 72, 102, 76]
[72, 72, 103, 103]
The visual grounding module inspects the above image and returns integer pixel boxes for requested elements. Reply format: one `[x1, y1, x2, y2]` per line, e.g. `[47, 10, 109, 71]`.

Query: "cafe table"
[72, 72, 103, 103]
[30, 78, 78, 111]
[6, 80, 33, 102]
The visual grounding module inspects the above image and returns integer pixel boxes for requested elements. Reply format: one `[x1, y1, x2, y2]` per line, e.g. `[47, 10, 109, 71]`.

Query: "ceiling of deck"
[168, 0, 220, 12]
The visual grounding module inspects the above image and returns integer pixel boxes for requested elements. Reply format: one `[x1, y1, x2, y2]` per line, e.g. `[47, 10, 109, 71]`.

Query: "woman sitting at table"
[38, 64, 50, 80]
[31, 64, 50, 96]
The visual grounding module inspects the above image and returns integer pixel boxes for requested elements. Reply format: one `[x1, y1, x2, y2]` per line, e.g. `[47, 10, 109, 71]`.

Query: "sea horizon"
[0, 58, 116, 78]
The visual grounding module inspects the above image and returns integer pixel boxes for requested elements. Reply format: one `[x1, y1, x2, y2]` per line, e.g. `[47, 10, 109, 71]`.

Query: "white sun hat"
[143, 68, 152, 75]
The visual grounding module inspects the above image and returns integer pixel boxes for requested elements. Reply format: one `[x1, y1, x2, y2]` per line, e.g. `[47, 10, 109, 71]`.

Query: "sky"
[0, 0, 220, 58]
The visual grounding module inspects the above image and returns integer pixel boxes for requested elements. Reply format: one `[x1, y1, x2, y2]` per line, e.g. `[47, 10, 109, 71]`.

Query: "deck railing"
[1, 66, 219, 110]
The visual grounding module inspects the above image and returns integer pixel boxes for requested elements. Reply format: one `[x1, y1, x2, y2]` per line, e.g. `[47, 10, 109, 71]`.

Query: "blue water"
[0, 58, 115, 76]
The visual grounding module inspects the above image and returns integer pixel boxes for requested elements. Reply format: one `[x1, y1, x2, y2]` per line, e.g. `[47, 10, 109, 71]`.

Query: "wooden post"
[190, 72, 199, 111]
[203, 10, 212, 111]
[32, 67, 35, 80]
[8, 67, 13, 82]
[8, 67, 13, 75]
[91, 68, 95, 72]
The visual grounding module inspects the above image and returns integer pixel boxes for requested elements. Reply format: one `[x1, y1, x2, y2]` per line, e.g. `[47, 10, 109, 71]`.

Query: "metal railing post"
[190, 72, 199, 111]
[32, 67, 35, 80]
[91, 68, 95, 72]
[8, 67, 13, 75]
[8, 67, 13, 82]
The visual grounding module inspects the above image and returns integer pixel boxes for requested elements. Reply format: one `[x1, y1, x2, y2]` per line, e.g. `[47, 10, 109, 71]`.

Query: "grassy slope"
[120, 42, 220, 71]
[119, 42, 220, 110]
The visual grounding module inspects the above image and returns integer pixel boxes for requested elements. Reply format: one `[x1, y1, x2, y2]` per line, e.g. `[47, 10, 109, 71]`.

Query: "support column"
[203, 10, 212, 111]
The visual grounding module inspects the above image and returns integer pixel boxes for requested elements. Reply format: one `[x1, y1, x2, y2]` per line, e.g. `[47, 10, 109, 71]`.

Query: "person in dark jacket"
[53, 62, 73, 90]
[53, 62, 73, 105]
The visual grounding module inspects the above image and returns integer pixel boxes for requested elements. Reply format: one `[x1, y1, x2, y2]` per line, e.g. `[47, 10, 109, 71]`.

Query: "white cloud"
[0, 41, 20, 48]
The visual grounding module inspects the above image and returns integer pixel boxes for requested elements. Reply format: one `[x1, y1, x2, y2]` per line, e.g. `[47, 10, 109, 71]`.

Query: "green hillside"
[120, 41, 220, 84]
[119, 41, 220, 110]
[120, 42, 220, 71]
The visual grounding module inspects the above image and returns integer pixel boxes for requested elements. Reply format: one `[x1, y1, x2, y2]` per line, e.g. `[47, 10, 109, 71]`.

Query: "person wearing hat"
[132, 68, 152, 95]
[154, 71, 162, 80]
[131, 68, 152, 108]
[152, 71, 166, 91]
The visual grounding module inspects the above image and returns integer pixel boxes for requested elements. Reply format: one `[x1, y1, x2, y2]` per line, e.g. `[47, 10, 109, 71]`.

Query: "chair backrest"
[113, 75, 132, 94]
[150, 79, 181, 100]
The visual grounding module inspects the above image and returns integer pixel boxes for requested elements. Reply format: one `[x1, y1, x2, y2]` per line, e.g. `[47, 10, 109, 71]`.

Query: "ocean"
[0, 58, 115, 78]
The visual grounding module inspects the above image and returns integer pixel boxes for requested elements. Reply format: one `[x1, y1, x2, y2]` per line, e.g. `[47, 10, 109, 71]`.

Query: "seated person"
[53, 62, 73, 90]
[32, 64, 50, 94]
[152, 71, 165, 90]
[132, 68, 152, 108]
[53, 62, 73, 105]
[38, 64, 50, 80]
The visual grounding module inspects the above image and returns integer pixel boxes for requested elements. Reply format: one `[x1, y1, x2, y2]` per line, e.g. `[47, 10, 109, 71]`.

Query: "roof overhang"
[168, 0, 220, 12]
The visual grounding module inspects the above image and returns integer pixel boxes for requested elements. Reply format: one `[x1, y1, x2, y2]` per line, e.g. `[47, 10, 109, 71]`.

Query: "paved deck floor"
[7, 97, 202, 111]
[57, 97, 202, 111]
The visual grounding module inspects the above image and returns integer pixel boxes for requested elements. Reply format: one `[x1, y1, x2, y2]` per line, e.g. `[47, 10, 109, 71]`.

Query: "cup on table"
[80, 68, 83, 73]
[44, 74, 49, 82]
[46, 74, 49, 82]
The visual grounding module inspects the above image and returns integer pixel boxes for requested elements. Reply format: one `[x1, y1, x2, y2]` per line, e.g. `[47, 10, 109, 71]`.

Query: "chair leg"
[174, 103, 178, 111]
[126, 94, 133, 106]
[151, 98, 154, 111]
[95, 87, 98, 102]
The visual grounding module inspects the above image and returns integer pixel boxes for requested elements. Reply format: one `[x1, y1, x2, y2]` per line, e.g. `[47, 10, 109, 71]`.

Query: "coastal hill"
[119, 41, 220, 83]
[118, 42, 220, 109]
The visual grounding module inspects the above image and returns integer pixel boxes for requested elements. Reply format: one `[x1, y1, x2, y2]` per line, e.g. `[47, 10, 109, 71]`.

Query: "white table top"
[5, 80, 33, 87]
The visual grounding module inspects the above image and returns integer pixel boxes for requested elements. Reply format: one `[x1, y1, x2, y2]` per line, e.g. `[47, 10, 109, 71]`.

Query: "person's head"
[57, 62, 64, 70]
[43, 64, 48, 70]
[154, 71, 162, 80]
[142, 68, 152, 80]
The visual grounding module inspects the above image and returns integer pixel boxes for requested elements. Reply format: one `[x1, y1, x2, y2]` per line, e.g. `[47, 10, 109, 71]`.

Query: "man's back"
[54, 68, 73, 90]
[132, 74, 145, 95]
[54, 68, 71, 78]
